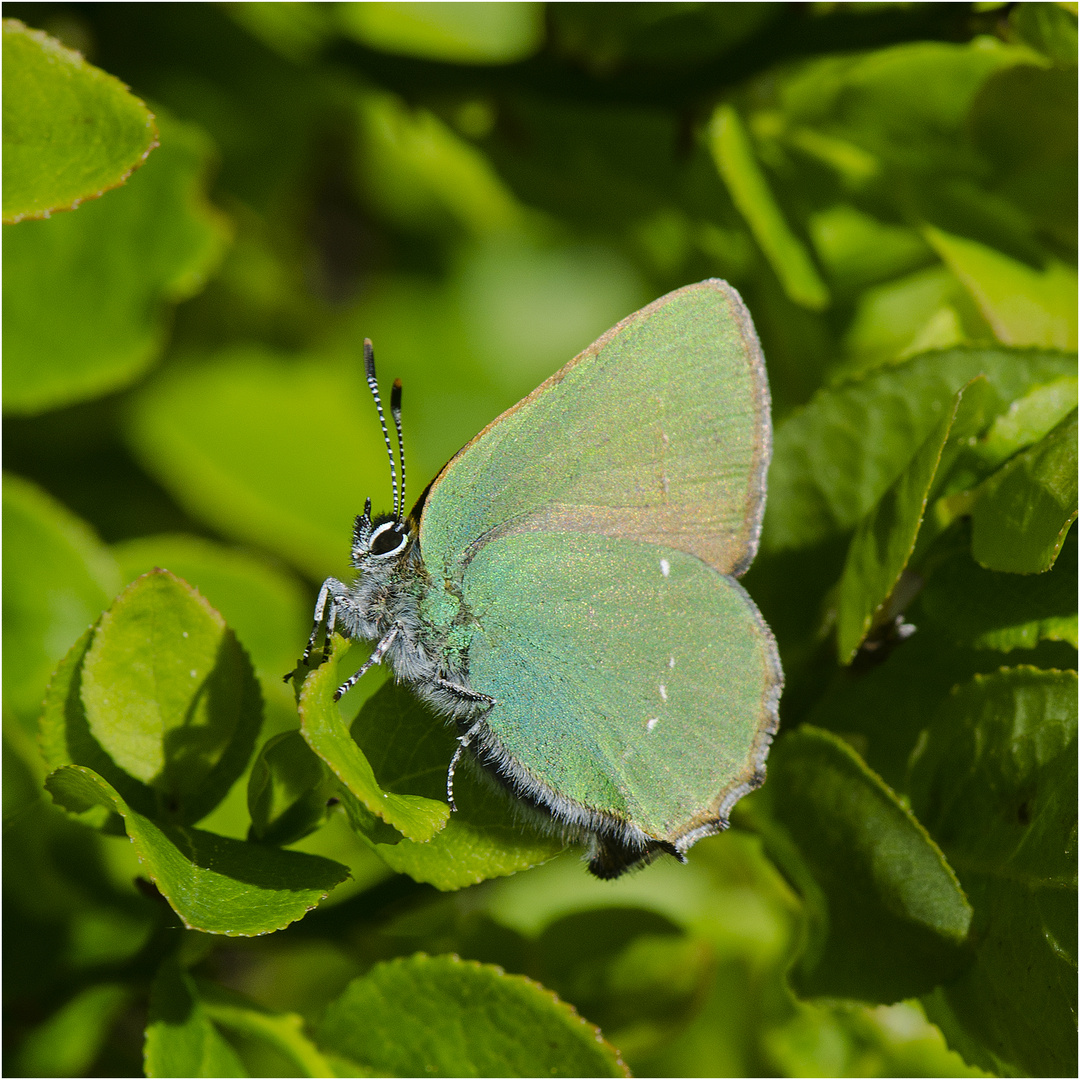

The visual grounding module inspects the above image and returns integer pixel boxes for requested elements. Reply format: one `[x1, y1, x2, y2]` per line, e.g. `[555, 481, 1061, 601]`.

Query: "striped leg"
[333, 626, 399, 701]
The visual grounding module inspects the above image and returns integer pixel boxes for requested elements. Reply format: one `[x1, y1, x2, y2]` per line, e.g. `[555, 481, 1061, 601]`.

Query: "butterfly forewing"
[418, 280, 770, 580]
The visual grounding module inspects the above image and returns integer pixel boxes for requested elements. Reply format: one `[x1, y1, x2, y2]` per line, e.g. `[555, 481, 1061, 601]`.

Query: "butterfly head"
[351, 499, 414, 569]
[349, 337, 417, 571]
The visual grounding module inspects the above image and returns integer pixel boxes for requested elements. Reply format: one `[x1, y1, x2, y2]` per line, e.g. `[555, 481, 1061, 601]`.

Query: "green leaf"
[974, 374, 1078, 473]
[2, 19, 158, 223]
[112, 532, 310, 739]
[750, 726, 972, 1004]
[2, 473, 121, 726]
[921, 531, 1077, 652]
[145, 959, 248, 1078]
[835, 385, 964, 662]
[248, 731, 335, 846]
[298, 636, 449, 843]
[336, 2, 545, 64]
[15, 982, 130, 1078]
[80, 569, 263, 824]
[112, 534, 309, 689]
[45, 765, 349, 935]
[316, 954, 629, 1077]
[39, 622, 157, 826]
[708, 104, 829, 311]
[764, 346, 1077, 552]
[126, 350, 389, 580]
[343, 680, 565, 890]
[835, 377, 998, 661]
[971, 409, 1078, 574]
[198, 982, 339, 1079]
[925, 226, 1078, 351]
[909, 668, 1078, 1077]
[3, 113, 229, 415]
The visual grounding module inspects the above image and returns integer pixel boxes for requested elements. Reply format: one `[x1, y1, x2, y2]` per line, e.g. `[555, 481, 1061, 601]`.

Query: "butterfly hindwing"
[459, 531, 781, 850]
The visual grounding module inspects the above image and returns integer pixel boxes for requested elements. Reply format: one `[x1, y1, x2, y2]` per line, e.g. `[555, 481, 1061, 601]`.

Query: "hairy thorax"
[346, 546, 481, 723]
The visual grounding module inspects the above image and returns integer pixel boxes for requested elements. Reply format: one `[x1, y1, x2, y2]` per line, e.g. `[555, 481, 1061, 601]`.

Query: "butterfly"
[293, 279, 782, 878]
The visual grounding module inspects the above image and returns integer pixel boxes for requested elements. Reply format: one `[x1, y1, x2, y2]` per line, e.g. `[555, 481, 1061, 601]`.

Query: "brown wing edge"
[461, 574, 783, 879]
[414, 279, 774, 580]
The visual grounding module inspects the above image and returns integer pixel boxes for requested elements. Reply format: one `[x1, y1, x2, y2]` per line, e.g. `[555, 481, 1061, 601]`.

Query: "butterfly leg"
[435, 678, 495, 706]
[333, 626, 399, 701]
[285, 578, 350, 682]
[446, 717, 486, 812]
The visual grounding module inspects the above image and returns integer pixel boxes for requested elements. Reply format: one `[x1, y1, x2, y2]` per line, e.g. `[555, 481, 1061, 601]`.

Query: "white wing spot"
[646, 717, 659, 733]
[182, 631, 188, 638]
[659, 684, 668, 701]
[668, 656, 676, 669]
[190, 669, 197, 678]
[660, 558, 670, 577]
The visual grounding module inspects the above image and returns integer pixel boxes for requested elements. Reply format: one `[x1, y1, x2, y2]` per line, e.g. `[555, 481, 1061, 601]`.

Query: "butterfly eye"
[369, 521, 408, 558]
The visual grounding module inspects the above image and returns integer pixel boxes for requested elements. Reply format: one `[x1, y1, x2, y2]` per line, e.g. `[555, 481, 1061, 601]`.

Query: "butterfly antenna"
[364, 338, 399, 518]
[390, 379, 405, 522]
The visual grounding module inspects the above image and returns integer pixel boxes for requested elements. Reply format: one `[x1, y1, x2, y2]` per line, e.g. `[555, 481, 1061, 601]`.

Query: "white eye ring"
[368, 521, 409, 559]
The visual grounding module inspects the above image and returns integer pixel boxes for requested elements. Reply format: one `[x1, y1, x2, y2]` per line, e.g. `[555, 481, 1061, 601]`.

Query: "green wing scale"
[416, 280, 782, 876]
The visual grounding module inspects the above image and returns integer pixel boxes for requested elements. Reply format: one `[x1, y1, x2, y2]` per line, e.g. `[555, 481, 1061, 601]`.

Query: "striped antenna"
[390, 379, 405, 521]
[363, 339, 399, 519]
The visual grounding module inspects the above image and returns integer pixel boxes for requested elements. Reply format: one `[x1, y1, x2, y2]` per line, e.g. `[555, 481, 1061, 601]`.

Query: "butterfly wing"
[460, 531, 781, 849]
[418, 279, 770, 580]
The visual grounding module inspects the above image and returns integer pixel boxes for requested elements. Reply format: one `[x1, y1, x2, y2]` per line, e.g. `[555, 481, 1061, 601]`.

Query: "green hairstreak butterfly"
[293, 279, 782, 878]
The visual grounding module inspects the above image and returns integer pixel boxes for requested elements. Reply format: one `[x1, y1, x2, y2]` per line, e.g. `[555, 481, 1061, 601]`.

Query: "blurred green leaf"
[751, 726, 972, 1004]
[840, 266, 976, 374]
[926, 226, 1078, 350]
[14, 982, 130, 1078]
[2, 19, 158, 223]
[344, 680, 565, 890]
[971, 408, 1078, 573]
[1009, 2, 1078, 66]
[45, 765, 349, 935]
[764, 999, 987, 1079]
[548, 4, 781, 70]
[337, 2, 545, 64]
[778, 40, 1030, 169]
[198, 982, 338, 1078]
[298, 636, 449, 843]
[921, 528, 1077, 652]
[708, 104, 829, 311]
[127, 350, 387, 581]
[356, 91, 523, 237]
[316, 954, 629, 1077]
[145, 959, 248, 1079]
[248, 731, 335, 846]
[910, 667, 1078, 1077]
[807, 204, 931, 295]
[534, 908, 714, 1062]
[968, 64, 1077, 249]
[3, 113, 229, 415]
[764, 346, 1076, 552]
[2, 473, 121, 727]
[80, 570, 262, 824]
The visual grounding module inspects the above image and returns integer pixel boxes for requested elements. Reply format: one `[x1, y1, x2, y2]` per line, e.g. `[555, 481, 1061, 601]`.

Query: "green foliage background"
[3, 3, 1076, 1077]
